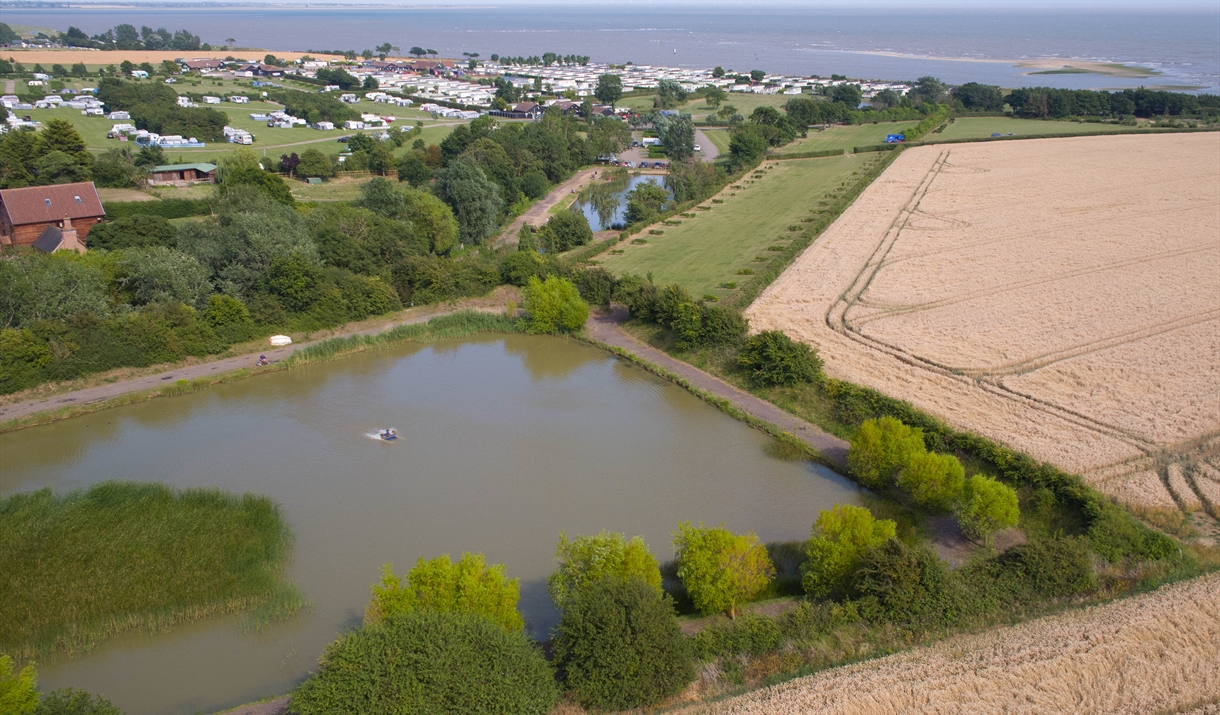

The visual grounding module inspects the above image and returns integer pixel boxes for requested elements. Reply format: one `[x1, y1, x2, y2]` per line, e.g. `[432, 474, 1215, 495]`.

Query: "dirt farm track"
[746, 133, 1220, 511]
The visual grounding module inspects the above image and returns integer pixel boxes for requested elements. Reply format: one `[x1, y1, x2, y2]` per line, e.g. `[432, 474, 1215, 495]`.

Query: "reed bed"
[679, 573, 1220, 715]
[0, 482, 301, 661]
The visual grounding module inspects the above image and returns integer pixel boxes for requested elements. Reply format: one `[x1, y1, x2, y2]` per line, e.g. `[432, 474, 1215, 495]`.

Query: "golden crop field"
[679, 572, 1220, 715]
[746, 134, 1220, 507]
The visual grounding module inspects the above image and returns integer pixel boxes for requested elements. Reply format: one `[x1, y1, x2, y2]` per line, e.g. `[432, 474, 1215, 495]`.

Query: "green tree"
[548, 531, 662, 611]
[830, 83, 862, 107]
[654, 79, 687, 109]
[33, 151, 90, 185]
[366, 553, 524, 632]
[0, 253, 110, 329]
[846, 416, 926, 490]
[33, 688, 123, 715]
[956, 475, 1020, 544]
[522, 275, 588, 334]
[594, 73, 623, 106]
[897, 451, 967, 511]
[661, 116, 695, 161]
[749, 69, 766, 82]
[115, 246, 212, 308]
[221, 165, 294, 205]
[430, 158, 502, 245]
[90, 148, 143, 189]
[735, 329, 823, 387]
[0, 328, 53, 393]
[520, 170, 548, 200]
[203, 294, 255, 343]
[401, 187, 458, 255]
[289, 612, 557, 715]
[801, 505, 896, 600]
[728, 125, 768, 169]
[712, 66, 725, 78]
[588, 116, 631, 157]
[396, 151, 431, 186]
[553, 577, 693, 711]
[624, 181, 669, 225]
[43, 113, 94, 162]
[295, 148, 333, 179]
[543, 210, 592, 252]
[672, 522, 774, 619]
[850, 539, 963, 631]
[0, 655, 38, 715]
[702, 85, 727, 107]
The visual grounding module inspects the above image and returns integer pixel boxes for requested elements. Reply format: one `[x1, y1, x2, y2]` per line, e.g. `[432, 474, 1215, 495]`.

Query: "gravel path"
[694, 128, 721, 162]
[496, 167, 602, 245]
[586, 307, 848, 469]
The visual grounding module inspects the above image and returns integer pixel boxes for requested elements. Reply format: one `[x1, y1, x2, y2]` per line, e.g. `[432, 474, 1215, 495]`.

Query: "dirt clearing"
[746, 133, 1220, 503]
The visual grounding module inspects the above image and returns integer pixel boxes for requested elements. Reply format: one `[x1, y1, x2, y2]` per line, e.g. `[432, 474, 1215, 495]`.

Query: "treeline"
[1005, 86, 1220, 119]
[97, 78, 229, 142]
[491, 52, 591, 67]
[52, 23, 205, 51]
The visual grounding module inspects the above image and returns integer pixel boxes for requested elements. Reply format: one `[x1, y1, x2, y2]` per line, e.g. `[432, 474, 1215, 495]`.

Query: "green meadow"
[771, 121, 920, 155]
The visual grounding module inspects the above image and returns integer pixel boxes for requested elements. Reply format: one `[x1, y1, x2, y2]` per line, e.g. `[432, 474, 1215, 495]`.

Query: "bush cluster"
[848, 417, 1019, 543]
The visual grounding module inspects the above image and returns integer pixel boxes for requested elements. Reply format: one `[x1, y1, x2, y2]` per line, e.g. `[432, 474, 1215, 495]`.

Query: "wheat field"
[746, 133, 1220, 506]
[677, 572, 1220, 715]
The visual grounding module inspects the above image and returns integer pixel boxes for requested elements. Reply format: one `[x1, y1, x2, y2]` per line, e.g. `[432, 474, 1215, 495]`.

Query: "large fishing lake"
[0, 333, 862, 715]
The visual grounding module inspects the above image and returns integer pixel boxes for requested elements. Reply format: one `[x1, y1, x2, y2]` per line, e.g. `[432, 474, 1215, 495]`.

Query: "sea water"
[4, 6, 1217, 92]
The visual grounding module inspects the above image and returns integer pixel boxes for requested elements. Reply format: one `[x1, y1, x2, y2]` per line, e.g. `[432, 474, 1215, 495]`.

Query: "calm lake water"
[576, 174, 667, 231]
[0, 333, 862, 715]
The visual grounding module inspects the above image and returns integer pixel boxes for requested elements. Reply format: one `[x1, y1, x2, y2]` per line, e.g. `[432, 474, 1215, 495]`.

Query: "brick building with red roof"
[0, 182, 106, 250]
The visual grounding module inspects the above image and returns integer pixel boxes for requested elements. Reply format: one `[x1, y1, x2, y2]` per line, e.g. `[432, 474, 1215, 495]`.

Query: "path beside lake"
[587, 307, 849, 469]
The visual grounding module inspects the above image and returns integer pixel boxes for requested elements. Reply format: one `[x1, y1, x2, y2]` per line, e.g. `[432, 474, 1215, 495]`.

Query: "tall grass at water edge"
[0, 482, 303, 662]
[284, 311, 522, 366]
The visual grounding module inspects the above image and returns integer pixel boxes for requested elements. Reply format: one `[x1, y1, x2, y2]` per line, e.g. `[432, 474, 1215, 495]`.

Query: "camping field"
[770, 121, 920, 155]
[745, 133, 1220, 509]
[598, 153, 875, 297]
[21, 104, 456, 163]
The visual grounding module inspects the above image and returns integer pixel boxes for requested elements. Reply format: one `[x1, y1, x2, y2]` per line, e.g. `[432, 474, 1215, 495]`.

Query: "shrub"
[545, 211, 594, 252]
[993, 537, 1095, 598]
[290, 612, 557, 715]
[548, 532, 662, 611]
[366, 553, 524, 632]
[523, 276, 588, 334]
[851, 539, 968, 632]
[337, 274, 401, 321]
[203, 294, 254, 343]
[699, 304, 748, 347]
[801, 505, 897, 601]
[553, 577, 693, 711]
[846, 416, 926, 490]
[956, 475, 1020, 543]
[673, 522, 774, 618]
[567, 266, 616, 308]
[691, 612, 781, 660]
[735, 329, 823, 387]
[33, 688, 123, 715]
[0, 655, 38, 715]
[500, 250, 557, 287]
[897, 451, 966, 511]
[86, 214, 178, 250]
[520, 170, 549, 200]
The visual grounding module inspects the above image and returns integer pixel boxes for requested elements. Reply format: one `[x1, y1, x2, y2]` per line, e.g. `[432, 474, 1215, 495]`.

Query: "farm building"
[148, 163, 218, 186]
[0, 182, 105, 250]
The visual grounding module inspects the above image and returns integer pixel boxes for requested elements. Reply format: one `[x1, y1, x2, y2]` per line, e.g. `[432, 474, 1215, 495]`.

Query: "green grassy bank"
[0, 482, 302, 661]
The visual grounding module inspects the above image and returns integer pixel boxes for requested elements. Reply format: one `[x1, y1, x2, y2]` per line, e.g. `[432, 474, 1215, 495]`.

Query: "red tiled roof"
[0, 182, 105, 226]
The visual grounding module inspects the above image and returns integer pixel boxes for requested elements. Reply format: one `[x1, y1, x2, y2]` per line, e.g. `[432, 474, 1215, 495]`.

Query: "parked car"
[693, 144, 702, 152]
[632, 140, 639, 147]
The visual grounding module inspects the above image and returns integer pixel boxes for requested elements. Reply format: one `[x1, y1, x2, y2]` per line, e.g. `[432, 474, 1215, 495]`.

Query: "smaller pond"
[576, 173, 671, 231]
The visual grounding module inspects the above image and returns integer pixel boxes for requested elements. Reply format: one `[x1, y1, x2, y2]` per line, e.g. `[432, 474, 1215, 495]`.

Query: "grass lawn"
[924, 116, 1143, 142]
[0, 482, 302, 660]
[598, 154, 868, 296]
[289, 175, 376, 202]
[772, 121, 920, 155]
[702, 128, 733, 155]
[96, 187, 158, 202]
[686, 92, 795, 121]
